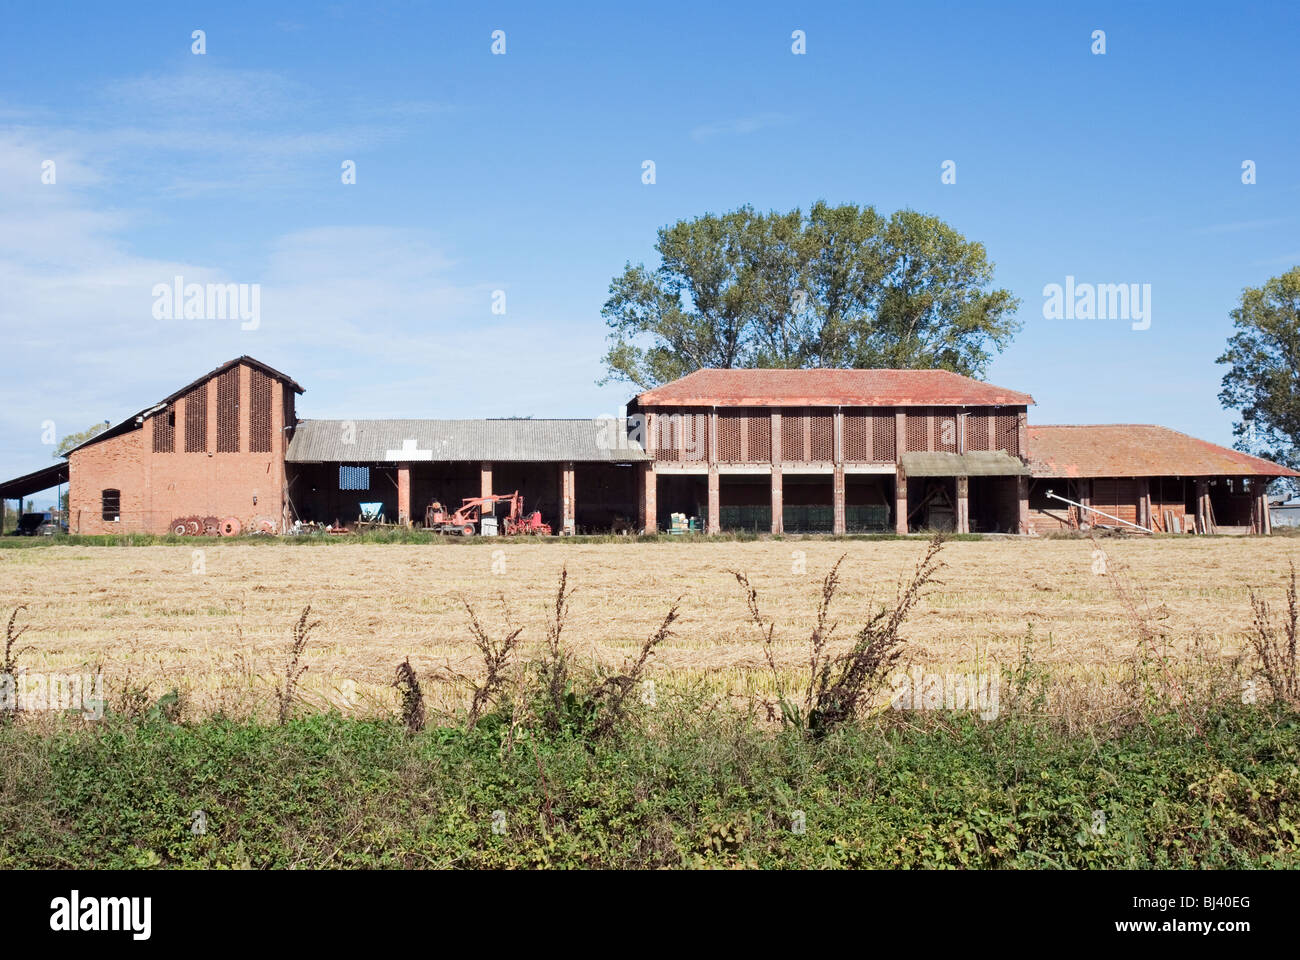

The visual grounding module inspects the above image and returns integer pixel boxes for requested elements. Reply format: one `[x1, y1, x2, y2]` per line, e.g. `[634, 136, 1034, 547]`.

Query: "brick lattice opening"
[184, 384, 207, 453]
[250, 368, 273, 453]
[216, 367, 240, 453]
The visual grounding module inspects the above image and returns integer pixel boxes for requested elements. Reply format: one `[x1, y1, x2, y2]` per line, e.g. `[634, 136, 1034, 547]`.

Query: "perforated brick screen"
[152, 404, 175, 453]
[216, 367, 240, 453]
[184, 384, 207, 453]
[250, 368, 272, 453]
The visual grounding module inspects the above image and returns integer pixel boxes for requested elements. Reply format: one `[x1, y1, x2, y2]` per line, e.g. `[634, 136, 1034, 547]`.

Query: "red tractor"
[424, 491, 552, 537]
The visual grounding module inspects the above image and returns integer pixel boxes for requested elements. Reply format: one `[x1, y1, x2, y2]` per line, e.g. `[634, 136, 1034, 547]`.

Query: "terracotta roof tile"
[1028, 425, 1298, 478]
[633, 368, 1034, 408]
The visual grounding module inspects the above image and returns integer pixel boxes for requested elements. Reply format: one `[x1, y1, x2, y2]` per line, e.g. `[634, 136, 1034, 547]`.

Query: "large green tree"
[1218, 266, 1300, 468]
[599, 202, 1021, 388]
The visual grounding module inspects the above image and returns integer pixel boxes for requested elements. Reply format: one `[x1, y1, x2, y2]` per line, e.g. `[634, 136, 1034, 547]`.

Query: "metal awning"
[900, 451, 1029, 477]
[0, 462, 69, 499]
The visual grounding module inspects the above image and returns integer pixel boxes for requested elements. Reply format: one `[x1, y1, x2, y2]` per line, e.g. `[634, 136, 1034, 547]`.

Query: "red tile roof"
[1028, 424, 1298, 478]
[633, 368, 1034, 408]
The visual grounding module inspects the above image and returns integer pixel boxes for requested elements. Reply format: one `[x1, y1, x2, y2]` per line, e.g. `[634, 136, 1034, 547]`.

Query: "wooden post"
[956, 475, 969, 534]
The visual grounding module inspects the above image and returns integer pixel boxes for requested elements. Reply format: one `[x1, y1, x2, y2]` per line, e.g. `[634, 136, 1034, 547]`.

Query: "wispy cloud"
[690, 113, 789, 141]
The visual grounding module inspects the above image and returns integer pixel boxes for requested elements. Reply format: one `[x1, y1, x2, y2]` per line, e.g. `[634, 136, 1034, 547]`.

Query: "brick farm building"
[1, 356, 1293, 537]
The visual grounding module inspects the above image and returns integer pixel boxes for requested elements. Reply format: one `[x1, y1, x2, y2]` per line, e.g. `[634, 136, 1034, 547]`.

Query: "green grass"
[1, 702, 1296, 868]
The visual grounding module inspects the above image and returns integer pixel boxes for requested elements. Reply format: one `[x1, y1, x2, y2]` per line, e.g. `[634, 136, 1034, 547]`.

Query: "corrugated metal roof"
[0, 462, 69, 499]
[1028, 425, 1299, 478]
[287, 419, 650, 464]
[633, 368, 1034, 408]
[900, 451, 1029, 477]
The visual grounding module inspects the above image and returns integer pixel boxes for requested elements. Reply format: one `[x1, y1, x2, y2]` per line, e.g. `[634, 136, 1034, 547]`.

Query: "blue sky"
[2, 1, 1298, 504]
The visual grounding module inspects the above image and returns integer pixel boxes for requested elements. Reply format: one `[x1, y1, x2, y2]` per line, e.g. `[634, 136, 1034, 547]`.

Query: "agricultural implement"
[424, 491, 552, 537]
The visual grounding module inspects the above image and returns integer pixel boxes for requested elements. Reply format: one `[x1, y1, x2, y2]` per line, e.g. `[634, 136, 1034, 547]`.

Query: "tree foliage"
[1217, 266, 1300, 469]
[53, 422, 109, 459]
[599, 202, 1021, 388]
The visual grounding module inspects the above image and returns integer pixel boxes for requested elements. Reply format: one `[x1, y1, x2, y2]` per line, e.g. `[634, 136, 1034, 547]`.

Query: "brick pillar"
[1077, 479, 1091, 530]
[1137, 478, 1151, 530]
[832, 465, 845, 534]
[1017, 475, 1030, 534]
[895, 464, 908, 534]
[480, 461, 492, 499]
[561, 462, 576, 534]
[642, 464, 657, 533]
[707, 467, 720, 534]
[1195, 479, 1209, 534]
[397, 464, 411, 525]
[771, 467, 783, 534]
[956, 475, 969, 534]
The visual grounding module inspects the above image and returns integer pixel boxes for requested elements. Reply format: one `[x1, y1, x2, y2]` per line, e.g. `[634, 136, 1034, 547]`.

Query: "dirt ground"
[2, 536, 1295, 718]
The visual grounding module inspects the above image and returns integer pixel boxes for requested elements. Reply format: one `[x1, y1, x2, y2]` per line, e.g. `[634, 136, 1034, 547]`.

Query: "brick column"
[895, 464, 908, 535]
[642, 463, 657, 533]
[832, 465, 845, 534]
[1137, 478, 1151, 530]
[771, 467, 783, 534]
[397, 464, 411, 525]
[956, 475, 969, 534]
[561, 461, 576, 534]
[1017, 475, 1030, 534]
[1077, 479, 1091, 531]
[480, 461, 492, 499]
[707, 466, 720, 534]
[1195, 479, 1209, 534]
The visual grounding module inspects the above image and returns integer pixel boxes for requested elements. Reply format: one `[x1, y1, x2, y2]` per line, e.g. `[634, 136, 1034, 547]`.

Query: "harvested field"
[2, 536, 1296, 719]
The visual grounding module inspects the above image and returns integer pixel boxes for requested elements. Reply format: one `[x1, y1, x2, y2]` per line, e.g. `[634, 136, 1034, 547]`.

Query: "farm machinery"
[424, 491, 552, 537]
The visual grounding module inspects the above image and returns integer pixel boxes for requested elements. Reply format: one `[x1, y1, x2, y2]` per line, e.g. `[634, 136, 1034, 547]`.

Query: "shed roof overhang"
[0, 462, 70, 499]
[900, 451, 1030, 477]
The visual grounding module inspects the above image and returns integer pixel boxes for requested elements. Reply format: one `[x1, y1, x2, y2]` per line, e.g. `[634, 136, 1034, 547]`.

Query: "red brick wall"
[69, 362, 293, 535]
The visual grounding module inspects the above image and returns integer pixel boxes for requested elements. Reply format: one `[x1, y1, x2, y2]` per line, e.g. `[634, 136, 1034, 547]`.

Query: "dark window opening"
[101, 489, 120, 522]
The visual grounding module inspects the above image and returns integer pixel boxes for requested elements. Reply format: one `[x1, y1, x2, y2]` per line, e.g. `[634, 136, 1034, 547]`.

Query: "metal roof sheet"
[1028, 425, 1299, 478]
[0, 462, 69, 499]
[900, 451, 1030, 477]
[633, 368, 1034, 408]
[286, 419, 650, 464]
